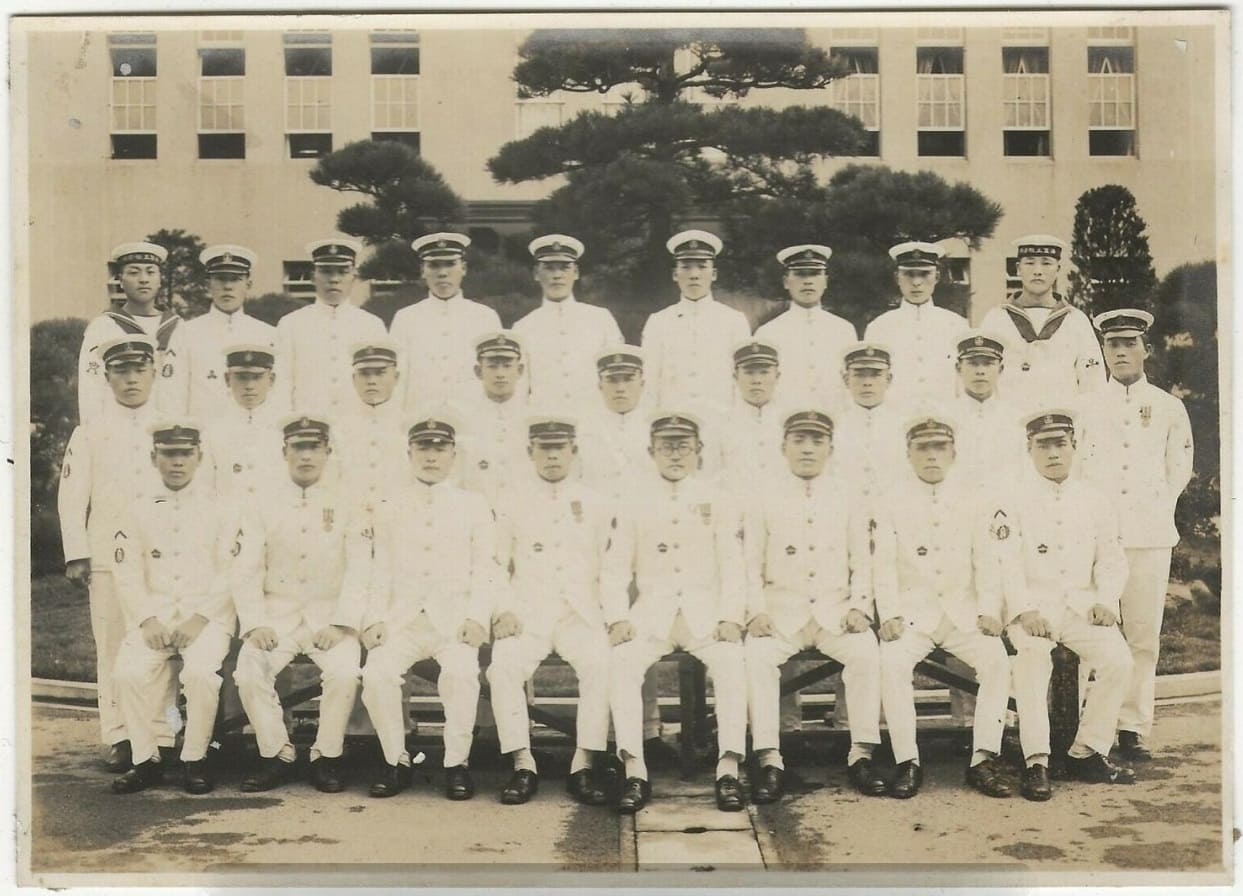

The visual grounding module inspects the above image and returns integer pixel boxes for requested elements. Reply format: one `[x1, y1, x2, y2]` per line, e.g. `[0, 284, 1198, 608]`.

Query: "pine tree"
[1068, 184, 1158, 316]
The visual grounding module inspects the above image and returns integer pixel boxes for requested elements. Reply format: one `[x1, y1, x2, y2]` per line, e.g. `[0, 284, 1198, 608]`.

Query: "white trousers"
[1008, 608, 1134, 759]
[114, 620, 232, 764]
[234, 623, 361, 760]
[487, 615, 610, 755]
[881, 616, 1011, 765]
[611, 612, 747, 761]
[362, 613, 480, 768]
[746, 621, 881, 754]
[1117, 547, 1173, 738]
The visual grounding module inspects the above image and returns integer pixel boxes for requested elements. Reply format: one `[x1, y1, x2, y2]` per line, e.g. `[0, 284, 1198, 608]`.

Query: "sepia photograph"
[10, 6, 1233, 887]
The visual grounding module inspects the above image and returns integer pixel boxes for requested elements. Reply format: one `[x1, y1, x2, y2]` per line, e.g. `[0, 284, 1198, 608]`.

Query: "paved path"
[25, 698, 1228, 883]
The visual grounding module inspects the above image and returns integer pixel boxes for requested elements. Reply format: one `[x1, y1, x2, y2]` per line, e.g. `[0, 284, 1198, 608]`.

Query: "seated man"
[488, 416, 612, 806]
[1002, 410, 1136, 801]
[873, 412, 1013, 800]
[603, 411, 749, 814]
[110, 421, 238, 794]
[743, 408, 887, 802]
[233, 415, 369, 794]
[360, 413, 499, 800]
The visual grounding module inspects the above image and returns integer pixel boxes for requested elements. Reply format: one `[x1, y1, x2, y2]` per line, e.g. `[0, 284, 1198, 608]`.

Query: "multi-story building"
[19, 16, 1220, 323]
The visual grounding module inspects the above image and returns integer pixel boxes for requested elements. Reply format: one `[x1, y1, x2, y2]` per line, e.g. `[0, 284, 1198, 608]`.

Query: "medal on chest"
[1140, 405, 1152, 427]
[323, 508, 335, 532]
[570, 500, 583, 523]
[698, 502, 712, 525]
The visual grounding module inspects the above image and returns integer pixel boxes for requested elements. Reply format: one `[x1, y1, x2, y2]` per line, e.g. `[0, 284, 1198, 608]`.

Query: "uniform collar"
[540, 294, 577, 309]
[677, 293, 715, 308]
[737, 397, 776, 419]
[791, 302, 824, 318]
[358, 397, 399, 415]
[313, 298, 350, 314]
[108, 399, 155, 421]
[1107, 374, 1149, 395]
[898, 298, 938, 315]
[207, 304, 243, 322]
[430, 291, 464, 304]
[156, 476, 204, 502]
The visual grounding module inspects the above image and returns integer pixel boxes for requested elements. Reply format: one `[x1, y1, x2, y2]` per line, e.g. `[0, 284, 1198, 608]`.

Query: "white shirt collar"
[540, 294, 578, 309]
[677, 293, 714, 308]
[1107, 374, 1149, 395]
[429, 291, 464, 304]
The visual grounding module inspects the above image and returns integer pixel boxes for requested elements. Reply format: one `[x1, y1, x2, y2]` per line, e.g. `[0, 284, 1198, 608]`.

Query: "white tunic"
[389, 292, 501, 413]
[754, 303, 857, 410]
[576, 405, 651, 506]
[718, 397, 787, 502]
[830, 401, 907, 510]
[513, 296, 623, 410]
[455, 390, 530, 508]
[273, 299, 387, 417]
[77, 310, 189, 426]
[208, 400, 285, 509]
[178, 306, 277, 421]
[863, 300, 965, 406]
[952, 392, 1027, 496]
[332, 398, 411, 515]
[640, 295, 751, 414]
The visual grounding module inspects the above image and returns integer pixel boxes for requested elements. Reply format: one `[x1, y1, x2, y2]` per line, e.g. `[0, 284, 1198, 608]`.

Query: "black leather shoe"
[751, 765, 785, 804]
[310, 756, 345, 793]
[501, 769, 539, 805]
[445, 764, 475, 801]
[1116, 731, 1153, 762]
[1021, 764, 1053, 801]
[240, 756, 294, 792]
[847, 757, 888, 796]
[111, 759, 163, 794]
[644, 736, 681, 768]
[183, 759, 214, 795]
[566, 768, 608, 806]
[715, 774, 745, 812]
[369, 763, 412, 798]
[617, 777, 651, 814]
[1066, 752, 1136, 785]
[966, 758, 1012, 798]
[888, 760, 923, 799]
[104, 740, 132, 773]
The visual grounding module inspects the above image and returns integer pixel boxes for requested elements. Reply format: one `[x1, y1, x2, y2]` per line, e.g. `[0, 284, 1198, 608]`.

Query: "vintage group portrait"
[9, 5, 1234, 888]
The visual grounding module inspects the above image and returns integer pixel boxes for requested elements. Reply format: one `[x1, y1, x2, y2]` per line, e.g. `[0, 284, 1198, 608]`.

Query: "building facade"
[21, 18, 1219, 323]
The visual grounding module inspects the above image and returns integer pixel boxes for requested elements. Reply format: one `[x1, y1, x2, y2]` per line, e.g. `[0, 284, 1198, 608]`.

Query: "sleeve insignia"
[232, 528, 244, 557]
[162, 363, 174, 378]
[114, 547, 125, 563]
[86, 361, 100, 375]
[990, 509, 1010, 541]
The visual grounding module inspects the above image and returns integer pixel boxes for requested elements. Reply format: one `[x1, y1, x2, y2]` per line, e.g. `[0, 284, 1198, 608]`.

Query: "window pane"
[1002, 47, 1049, 74]
[111, 47, 156, 77]
[371, 46, 420, 75]
[200, 47, 245, 77]
[1089, 130, 1135, 156]
[285, 47, 332, 77]
[918, 131, 964, 156]
[288, 133, 332, 159]
[916, 47, 963, 74]
[199, 133, 245, 159]
[1088, 47, 1134, 74]
[111, 134, 157, 159]
[1004, 130, 1050, 156]
[835, 47, 878, 75]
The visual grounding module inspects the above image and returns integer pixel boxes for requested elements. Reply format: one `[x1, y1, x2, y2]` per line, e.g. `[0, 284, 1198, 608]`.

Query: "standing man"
[603, 412, 750, 814]
[719, 340, 787, 498]
[1002, 410, 1136, 801]
[754, 244, 856, 411]
[211, 344, 285, 508]
[640, 231, 751, 415]
[78, 242, 187, 425]
[456, 331, 531, 508]
[179, 245, 276, 419]
[513, 235, 623, 409]
[487, 416, 613, 806]
[359, 413, 499, 800]
[109, 421, 238, 795]
[232, 415, 368, 794]
[832, 343, 908, 510]
[333, 340, 409, 516]
[952, 330, 1026, 496]
[391, 233, 501, 414]
[872, 413, 1015, 800]
[1078, 309, 1194, 761]
[59, 336, 173, 771]
[273, 239, 386, 416]
[864, 242, 964, 406]
[979, 235, 1104, 414]
[743, 408, 889, 802]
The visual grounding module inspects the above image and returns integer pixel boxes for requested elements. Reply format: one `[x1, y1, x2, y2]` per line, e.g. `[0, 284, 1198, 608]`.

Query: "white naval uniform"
[830, 401, 907, 511]
[602, 471, 749, 761]
[360, 480, 500, 768]
[110, 478, 239, 765]
[979, 300, 1105, 414]
[209, 401, 285, 510]
[640, 295, 751, 414]
[1000, 470, 1133, 760]
[743, 471, 885, 756]
[178, 306, 277, 420]
[389, 292, 501, 413]
[77, 310, 189, 426]
[332, 398, 410, 516]
[1078, 375, 1194, 739]
[488, 477, 613, 756]
[576, 405, 650, 506]
[513, 296, 623, 409]
[57, 399, 168, 746]
[872, 472, 1012, 765]
[754, 303, 856, 410]
[233, 478, 369, 760]
[455, 391, 530, 508]
[953, 392, 1027, 498]
[273, 299, 387, 416]
[864, 300, 965, 406]
[718, 398, 787, 502]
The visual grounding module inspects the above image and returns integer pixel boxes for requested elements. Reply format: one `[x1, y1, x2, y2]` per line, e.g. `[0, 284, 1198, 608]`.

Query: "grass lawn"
[28, 573, 1222, 687]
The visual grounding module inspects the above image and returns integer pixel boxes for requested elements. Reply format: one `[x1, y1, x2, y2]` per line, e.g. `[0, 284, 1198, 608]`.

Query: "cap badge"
[437, 240, 447, 249]
[974, 336, 983, 346]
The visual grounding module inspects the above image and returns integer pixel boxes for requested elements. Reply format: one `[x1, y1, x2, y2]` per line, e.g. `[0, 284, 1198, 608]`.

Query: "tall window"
[283, 261, 316, 299]
[827, 47, 880, 156]
[371, 31, 420, 149]
[198, 37, 245, 159]
[916, 46, 965, 156]
[285, 32, 332, 159]
[1088, 40, 1137, 156]
[1002, 47, 1050, 156]
[109, 33, 157, 159]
